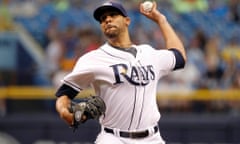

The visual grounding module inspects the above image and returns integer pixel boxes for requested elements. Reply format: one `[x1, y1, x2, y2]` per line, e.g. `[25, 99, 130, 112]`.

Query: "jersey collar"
[101, 43, 137, 59]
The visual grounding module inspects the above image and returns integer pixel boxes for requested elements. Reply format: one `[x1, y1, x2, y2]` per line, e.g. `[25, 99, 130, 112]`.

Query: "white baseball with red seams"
[142, 1, 153, 12]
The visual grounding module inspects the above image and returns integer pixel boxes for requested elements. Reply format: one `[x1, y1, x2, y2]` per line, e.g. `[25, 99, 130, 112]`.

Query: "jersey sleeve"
[139, 46, 175, 79]
[61, 53, 96, 91]
[156, 49, 176, 76]
[155, 48, 185, 78]
[138, 44, 176, 78]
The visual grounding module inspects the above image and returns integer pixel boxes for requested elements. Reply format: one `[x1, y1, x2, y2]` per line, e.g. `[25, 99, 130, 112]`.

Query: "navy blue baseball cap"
[93, 1, 128, 22]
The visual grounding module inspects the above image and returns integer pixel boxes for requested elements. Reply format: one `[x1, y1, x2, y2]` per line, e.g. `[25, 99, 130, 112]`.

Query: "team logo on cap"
[102, 2, 113, 6]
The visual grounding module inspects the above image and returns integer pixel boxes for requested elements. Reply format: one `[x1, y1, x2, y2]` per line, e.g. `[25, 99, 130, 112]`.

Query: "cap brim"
[93, 6, 126, 22]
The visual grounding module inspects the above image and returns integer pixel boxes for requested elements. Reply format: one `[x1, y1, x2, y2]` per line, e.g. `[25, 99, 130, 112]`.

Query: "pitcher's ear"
[125, 17, 131, 26]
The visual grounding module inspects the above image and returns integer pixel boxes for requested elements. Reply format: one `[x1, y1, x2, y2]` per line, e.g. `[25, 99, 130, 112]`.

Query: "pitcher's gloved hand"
[68, 96, 106, 131]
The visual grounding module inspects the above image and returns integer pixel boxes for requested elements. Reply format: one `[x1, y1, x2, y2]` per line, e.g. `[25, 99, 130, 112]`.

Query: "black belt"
[104, 125, 158, 139]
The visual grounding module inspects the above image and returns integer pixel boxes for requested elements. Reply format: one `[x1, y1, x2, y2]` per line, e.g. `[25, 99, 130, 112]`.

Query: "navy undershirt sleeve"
[169, 48, 185, 70]
[55, 84, 79, 99]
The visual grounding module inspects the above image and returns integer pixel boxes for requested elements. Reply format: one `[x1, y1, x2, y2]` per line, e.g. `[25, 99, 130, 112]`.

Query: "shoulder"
[135, 44, 173, 54]
[134, 44, 153, 50]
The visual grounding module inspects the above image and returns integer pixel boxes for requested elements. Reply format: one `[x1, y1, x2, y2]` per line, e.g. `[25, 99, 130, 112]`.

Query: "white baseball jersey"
[62, 43, 176, 131]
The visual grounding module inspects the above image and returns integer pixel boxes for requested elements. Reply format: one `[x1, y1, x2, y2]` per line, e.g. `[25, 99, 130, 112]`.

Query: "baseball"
[142, 1, 153, 12]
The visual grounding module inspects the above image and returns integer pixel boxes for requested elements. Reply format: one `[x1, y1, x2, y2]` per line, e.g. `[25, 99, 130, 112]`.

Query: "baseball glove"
[68, 95, 106, 131]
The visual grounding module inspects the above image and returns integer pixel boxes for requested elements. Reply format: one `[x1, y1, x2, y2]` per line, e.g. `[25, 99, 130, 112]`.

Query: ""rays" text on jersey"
[110, 64, 155, 86]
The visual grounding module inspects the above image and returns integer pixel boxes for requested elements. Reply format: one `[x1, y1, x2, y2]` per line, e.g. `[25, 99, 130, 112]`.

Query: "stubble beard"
[105, 33, 117, 39]
[104, 28, 119, 39]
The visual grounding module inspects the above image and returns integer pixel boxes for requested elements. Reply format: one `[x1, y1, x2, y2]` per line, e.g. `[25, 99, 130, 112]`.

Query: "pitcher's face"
[100, 11, 130, 39]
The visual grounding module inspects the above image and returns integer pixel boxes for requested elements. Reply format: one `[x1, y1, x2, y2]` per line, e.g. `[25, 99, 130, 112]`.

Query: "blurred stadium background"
[0, 0, 240, 143]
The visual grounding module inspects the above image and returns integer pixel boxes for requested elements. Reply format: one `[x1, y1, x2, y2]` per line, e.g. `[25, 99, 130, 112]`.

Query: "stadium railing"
[0, 86, 239, 100]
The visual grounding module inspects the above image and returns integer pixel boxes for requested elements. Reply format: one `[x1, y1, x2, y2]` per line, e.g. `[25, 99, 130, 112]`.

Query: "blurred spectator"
[44, 30, 64, 83]
[227, 0, 240, 23]
[76, 28, 101, 55]
[221, 56, 238, 89]
[203, 36, 229, 112]
[194, 29, 207, 52]
[0, 0, 14, 31]
[60, 24, 78, 71]
[221, 36, 240, 62]
[221, 36, 240, 88]
[44, 17, 60, 49]
[187, 30, 206, 76]
[200, 36, 224, 89]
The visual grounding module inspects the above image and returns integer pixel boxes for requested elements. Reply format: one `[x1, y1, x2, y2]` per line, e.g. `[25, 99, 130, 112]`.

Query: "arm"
[55, 84, 80, 126]
[55, 84, 105, 129]
[139, 1, 187, 62]
[56, 95, 73, 125]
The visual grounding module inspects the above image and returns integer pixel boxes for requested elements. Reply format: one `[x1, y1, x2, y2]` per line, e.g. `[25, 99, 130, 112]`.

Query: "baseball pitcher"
[55, 1, 186, 144]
